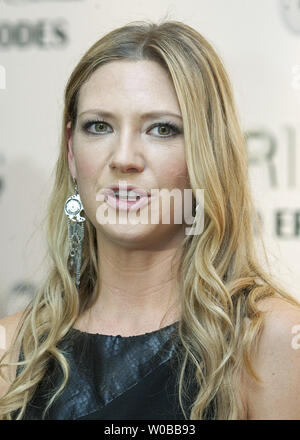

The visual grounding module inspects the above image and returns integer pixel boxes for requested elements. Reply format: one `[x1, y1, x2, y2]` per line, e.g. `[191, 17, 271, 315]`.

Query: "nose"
[108, 130, 145, 174]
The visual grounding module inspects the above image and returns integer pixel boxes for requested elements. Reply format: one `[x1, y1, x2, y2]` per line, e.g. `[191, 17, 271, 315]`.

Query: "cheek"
[158, 156, 189, 189]
[73, 148, 104, 223]
[74, 148, 101, 181]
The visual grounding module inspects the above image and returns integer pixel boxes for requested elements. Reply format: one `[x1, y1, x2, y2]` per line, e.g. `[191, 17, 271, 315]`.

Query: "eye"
[81, 119, 111, 135]
[148, 122, 181, 137]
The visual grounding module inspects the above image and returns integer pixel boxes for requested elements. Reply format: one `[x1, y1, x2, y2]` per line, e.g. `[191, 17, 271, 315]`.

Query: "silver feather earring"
[64, 179, 86, 288]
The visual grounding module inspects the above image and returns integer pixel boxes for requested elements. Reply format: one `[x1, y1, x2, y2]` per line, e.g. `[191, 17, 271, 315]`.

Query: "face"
[66, 60, 191, 248]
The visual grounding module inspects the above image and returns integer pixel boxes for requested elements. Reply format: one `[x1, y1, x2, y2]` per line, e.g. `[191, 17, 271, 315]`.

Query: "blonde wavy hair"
[1, 19, 299, 420]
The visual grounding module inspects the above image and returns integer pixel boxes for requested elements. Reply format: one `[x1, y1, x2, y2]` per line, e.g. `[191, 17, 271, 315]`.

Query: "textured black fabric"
[13, 321, 215, 420]
[78, 360, 189, 420]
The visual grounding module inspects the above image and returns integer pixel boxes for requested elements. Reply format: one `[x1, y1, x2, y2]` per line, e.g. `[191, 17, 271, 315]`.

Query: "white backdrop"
[0, 0, 299, 318]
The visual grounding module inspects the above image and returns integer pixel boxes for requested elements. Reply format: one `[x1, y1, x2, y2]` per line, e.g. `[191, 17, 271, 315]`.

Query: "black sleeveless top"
[13, 321, 216, 420]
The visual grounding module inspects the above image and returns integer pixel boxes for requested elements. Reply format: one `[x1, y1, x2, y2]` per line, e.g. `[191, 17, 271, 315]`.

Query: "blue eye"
[81, 119, 182, 137]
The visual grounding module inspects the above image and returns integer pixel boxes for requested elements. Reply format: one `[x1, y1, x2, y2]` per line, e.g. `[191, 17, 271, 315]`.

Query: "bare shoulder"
[0, 309, 27, 350]
[242, 296, 300, 419]
[0, 309, 27, 398]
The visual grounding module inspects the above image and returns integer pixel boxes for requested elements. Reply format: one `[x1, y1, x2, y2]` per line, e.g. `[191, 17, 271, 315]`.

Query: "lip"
[100, 183, 152, 212]
[103, 183, 150, 198]
[106, 192, 152, 212]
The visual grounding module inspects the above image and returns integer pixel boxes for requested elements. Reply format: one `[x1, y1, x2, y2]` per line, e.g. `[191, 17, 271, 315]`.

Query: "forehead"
[77, 60, 181, 115]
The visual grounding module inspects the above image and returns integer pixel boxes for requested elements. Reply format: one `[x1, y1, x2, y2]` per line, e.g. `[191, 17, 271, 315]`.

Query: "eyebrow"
[78, 109, 182, 120]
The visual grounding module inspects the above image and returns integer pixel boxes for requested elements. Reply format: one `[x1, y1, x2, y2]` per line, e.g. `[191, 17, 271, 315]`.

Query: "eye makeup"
[80, 117, 183, 138]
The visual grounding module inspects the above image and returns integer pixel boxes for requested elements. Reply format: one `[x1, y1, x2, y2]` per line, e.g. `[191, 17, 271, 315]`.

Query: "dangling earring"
[64, 179, 86, 288]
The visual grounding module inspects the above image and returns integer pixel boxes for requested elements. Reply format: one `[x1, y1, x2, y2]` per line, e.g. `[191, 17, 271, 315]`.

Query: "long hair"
[1, 18, 299, 420]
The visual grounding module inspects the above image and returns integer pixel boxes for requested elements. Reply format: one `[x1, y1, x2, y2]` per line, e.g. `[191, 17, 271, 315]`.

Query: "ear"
[66, 121, 77, 180]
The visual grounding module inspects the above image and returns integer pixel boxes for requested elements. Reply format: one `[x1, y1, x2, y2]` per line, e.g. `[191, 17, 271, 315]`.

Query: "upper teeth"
[114, 190, 143, 200]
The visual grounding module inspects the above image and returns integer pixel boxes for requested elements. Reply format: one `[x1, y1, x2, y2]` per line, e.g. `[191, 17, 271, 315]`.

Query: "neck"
[78, 232, 183, 335]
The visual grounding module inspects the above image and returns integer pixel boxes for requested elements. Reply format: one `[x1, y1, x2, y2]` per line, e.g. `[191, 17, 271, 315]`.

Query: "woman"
[1, 19, 300, 420]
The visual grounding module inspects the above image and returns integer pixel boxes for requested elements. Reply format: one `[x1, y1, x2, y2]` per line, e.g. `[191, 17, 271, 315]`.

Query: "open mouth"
[106, 190, 151, 211]
[114, 192, 142, 201]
